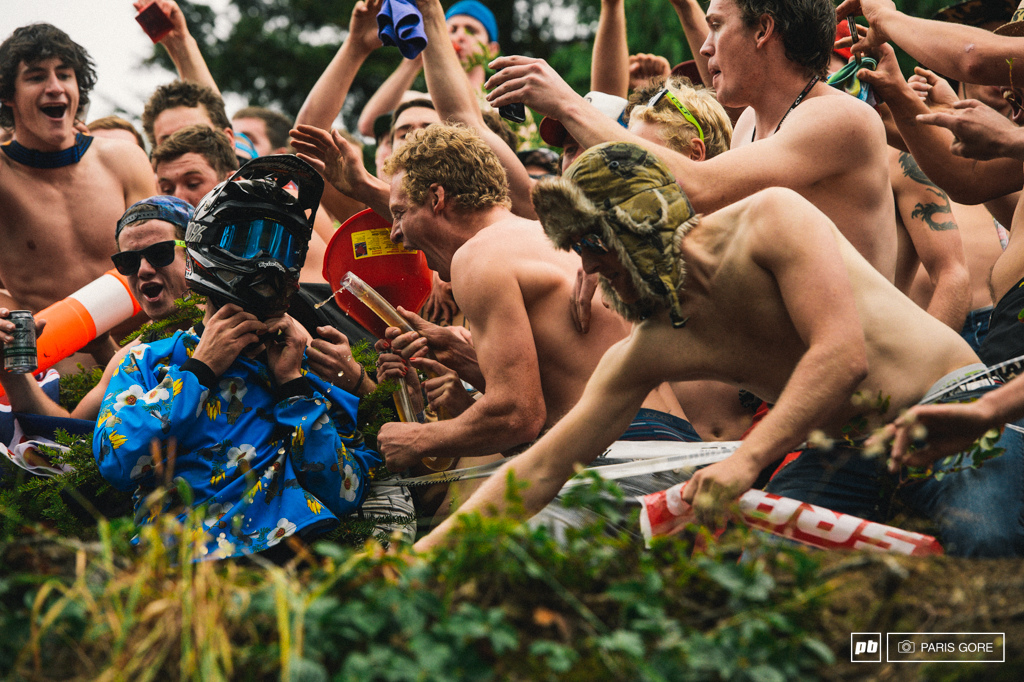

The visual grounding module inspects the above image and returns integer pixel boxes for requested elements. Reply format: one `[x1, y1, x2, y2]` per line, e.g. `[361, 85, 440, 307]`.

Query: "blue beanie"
[445, 1, 498, 43]
[116, 195, 195, 240]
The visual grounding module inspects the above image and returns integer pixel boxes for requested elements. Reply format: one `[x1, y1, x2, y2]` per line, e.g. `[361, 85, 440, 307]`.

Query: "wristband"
[351, 364, 367, 394]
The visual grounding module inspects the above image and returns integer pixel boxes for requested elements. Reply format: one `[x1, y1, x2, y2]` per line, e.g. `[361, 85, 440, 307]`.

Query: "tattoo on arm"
[900, 152, 957, 231]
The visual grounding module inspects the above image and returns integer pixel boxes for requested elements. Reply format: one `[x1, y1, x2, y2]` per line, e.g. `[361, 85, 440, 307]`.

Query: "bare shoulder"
[721, 188, 830, 252]
[472, 216, 546, 247]
[453, 218, 546, 270]
[91, 136, 151, 173]
[791, 90, 884, 139]
[731, 107, 755, 148]
[92, 136, 157, 202]
[723, 186, 810, 222]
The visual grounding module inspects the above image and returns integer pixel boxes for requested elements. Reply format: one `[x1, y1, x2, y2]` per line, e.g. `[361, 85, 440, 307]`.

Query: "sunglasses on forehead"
[111, 240, 186, 276]
[571, 233, 611, 256]
[647, 88, 705, 143]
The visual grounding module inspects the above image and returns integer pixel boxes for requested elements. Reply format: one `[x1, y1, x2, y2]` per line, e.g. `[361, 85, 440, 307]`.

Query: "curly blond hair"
[626, 77, 733, 159]
[383, 123, 511, 211]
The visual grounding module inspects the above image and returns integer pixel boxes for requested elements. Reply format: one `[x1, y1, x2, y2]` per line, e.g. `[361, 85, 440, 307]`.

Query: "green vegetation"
[0, 477, 839, 681]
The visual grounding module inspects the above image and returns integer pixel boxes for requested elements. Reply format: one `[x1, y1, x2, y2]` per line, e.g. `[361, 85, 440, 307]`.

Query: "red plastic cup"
[135, 2, 174, 43]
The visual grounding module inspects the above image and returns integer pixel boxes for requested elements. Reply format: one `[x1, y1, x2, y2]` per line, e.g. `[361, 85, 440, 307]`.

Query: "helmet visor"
[215, 218, 304, 268]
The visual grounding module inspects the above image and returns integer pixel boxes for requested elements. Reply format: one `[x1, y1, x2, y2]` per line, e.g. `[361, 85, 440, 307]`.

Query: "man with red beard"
[0, 24, 155, 363]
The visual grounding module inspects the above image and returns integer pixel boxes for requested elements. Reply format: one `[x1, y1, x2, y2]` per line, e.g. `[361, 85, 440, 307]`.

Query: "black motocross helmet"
[185, 155, 324, 319]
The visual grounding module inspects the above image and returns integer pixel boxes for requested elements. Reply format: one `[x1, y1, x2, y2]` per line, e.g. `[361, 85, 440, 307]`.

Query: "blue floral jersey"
[93, 328, 381, 560]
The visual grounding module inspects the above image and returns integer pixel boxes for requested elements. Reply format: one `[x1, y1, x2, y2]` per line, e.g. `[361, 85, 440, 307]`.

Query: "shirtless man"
[416, 143, 1024, 558]
[291, 124, 693, 473]
[486, 0, 898, 280]
[0, 195, 194, 421]
[847, 34, 1024, 367]
[0, 24, 155, 340]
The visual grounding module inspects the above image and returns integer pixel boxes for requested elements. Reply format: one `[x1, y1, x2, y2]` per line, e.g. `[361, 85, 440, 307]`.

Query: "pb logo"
[851, 633, 882, 662]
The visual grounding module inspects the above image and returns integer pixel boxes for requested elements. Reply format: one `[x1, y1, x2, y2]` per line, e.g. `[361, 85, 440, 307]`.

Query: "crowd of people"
[3, 0, 1024, 562]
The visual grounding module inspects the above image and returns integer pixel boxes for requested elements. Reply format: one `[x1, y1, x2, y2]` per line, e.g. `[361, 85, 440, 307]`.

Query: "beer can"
[2, 311, 38, 374]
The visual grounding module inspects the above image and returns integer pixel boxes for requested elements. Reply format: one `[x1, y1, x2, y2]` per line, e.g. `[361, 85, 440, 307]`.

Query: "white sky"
[0, 1, 244, 127]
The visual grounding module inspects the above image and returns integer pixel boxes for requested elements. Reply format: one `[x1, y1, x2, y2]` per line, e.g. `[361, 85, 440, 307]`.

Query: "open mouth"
[39, 103, 67, 120]
[140, 282, 164, 302]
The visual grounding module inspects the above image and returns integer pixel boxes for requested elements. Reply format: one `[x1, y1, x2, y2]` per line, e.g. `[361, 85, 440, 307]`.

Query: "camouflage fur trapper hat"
[533, 142, 699, 327]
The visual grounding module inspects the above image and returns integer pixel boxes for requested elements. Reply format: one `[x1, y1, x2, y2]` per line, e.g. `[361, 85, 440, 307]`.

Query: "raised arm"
[355, 57, 423, 137]
[417, 0, 537, 219]
[134, 0, 220, 94]
[670, 0, 712, 87]
[297, 0, 383, 131]
[889, 150, 970, 330]
[486, 57, 861, 213]
[291, 124, 392, 218]
[858, 43, 1024, 204]
[591, 0, 629, 98]
[295, 0, 382, 223]
[837, 0, 1023, 87]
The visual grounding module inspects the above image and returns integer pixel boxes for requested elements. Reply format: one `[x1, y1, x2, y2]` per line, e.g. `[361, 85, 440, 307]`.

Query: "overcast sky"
[0, 1, 240, 126]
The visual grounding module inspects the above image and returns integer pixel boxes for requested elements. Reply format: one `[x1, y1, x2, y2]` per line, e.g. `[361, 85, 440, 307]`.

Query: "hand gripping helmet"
[184, 155, 324, 319]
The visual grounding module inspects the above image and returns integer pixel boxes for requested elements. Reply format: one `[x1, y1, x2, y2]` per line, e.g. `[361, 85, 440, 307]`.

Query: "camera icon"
[898, 640, 915, 654]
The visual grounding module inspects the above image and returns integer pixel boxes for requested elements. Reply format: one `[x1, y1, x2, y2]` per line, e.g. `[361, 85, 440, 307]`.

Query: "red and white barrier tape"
[639, 484, 943, 556]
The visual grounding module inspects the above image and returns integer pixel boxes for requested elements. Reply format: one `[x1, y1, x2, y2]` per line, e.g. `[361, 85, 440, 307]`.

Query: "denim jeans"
[763, 388, 1024, 557]
[763, 443, 896, 523]
[960, 306, 993, 355]
[897, 417, 1024, 557]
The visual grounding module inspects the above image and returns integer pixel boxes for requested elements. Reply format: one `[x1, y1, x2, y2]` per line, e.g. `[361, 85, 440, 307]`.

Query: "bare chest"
[0, 157, 126, 306]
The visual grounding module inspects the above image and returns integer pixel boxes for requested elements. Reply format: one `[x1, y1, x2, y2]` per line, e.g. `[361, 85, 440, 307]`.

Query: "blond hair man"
[302, 123, 696, 477]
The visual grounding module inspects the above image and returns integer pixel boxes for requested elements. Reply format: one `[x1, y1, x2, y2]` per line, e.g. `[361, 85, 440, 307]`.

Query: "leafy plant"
[0, 475, 840, 681]
[120, 293, 206, 345]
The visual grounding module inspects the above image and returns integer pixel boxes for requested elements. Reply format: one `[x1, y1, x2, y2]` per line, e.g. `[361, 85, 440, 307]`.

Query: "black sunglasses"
[111, 240, 186, 276]
[571, 233, 610, 256]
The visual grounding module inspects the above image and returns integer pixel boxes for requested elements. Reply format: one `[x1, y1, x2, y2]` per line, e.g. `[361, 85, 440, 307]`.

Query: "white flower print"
[266, 518, 297, 547]
[219, 377, 247, 403]
[130, 455, 154, 480]
[340, 464, 360, 502]
[113, 385, 145, 411]
[196, 389, 210, 418]
[128, 344, 150, 361]
[225, 445, 256, 472]
[204, 502, 233, 528]
[311, 413, 330, 431]
[142, 385, 170, 404]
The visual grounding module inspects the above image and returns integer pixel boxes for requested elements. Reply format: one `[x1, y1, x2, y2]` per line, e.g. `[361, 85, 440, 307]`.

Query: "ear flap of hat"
[533, 176, 603, 250]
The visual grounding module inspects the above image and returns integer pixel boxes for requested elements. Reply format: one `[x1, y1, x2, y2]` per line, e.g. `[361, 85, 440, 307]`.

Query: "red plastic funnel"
[323, 209, 432, 338]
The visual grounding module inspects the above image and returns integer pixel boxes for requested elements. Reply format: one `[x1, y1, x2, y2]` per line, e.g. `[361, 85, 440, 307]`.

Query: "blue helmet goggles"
[213, 217, 304, 269]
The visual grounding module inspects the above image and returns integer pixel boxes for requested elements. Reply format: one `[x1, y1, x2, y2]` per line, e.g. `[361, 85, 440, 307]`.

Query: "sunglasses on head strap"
[111, 240, 186, 276]
[647, 88, 705, 142]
